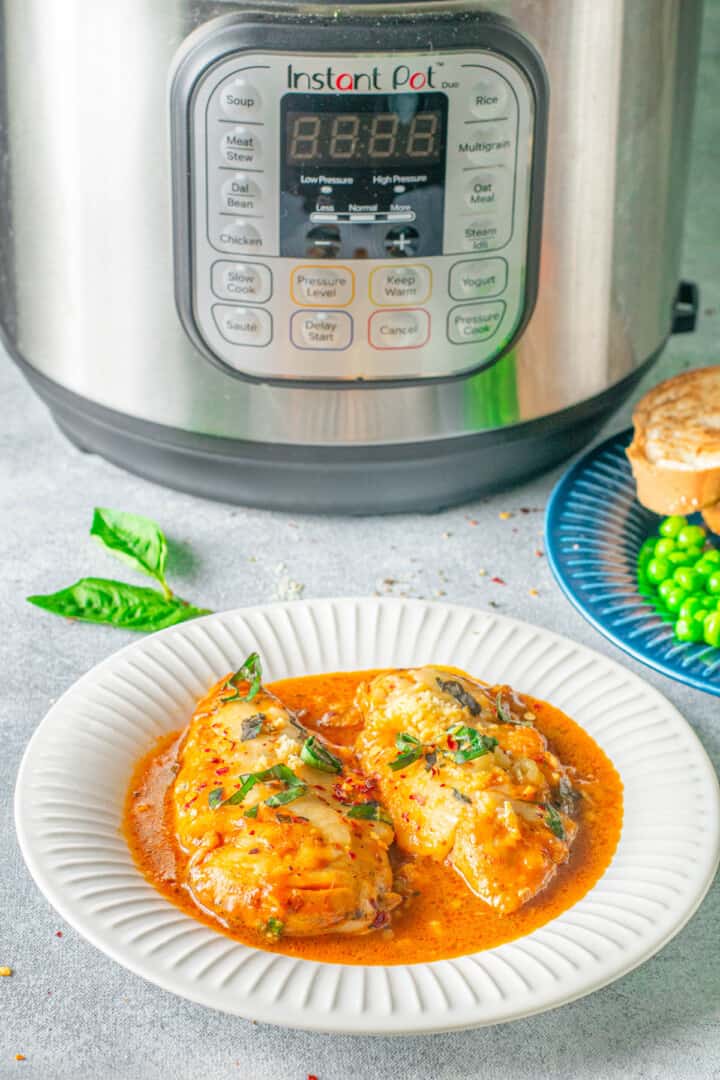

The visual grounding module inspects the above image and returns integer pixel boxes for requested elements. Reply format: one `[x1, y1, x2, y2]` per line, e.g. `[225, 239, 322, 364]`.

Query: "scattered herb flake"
[227, 652, 262, 702]
[452, 788, 472, 804]
[265, 917, 284, 939]
[436, 678, 481, 716]
[240, 714, 265, 741]
[545, 804, 565, 839]
[207, 786, 224, 809]
[301, 735, 343, 774]
[347, 801, 393, 826]
[244, 804, 259, 819]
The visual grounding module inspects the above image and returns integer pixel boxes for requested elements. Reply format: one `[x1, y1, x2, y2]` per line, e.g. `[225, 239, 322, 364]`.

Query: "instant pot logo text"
[286, 63, 437, 92]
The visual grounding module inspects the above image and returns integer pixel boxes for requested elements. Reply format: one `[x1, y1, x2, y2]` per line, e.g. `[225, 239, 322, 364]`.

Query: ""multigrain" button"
[290, 310, 353, 350]
[447, 301, 505, 344]
[369, 309, 430, 350]
[211, 261, 271, 303]
[370, 265, 431, 306]
[449, 258, 507, 301]
[291, 266, 354, 307]
[213, 305, 272, 346]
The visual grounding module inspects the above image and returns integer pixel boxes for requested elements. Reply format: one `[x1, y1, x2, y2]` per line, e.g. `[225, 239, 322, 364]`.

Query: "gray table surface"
[2, 10, 720, 1080]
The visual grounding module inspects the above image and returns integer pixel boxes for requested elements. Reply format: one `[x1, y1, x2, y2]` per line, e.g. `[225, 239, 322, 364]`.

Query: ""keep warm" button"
[369, 309, 430, 350]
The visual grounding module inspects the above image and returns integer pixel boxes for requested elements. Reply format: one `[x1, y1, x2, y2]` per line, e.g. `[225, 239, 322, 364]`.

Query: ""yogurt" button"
[449, 258, 507, 301]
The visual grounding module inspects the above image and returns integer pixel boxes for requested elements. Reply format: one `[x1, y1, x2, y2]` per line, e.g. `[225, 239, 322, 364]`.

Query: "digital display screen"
[286, 106, 444, 166]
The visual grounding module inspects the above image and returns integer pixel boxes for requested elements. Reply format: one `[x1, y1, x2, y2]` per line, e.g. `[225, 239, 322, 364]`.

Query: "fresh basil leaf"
[395, 731, 422, 750]
[265, 783, 307, 807]
[449, 725, 498, 764]
[240, 714, 265, 741]
[452, 788, 472, 804]
[437, 678, 481, 716]
[244, 804, 259, 819]
[219, 763, 305, 809]
[90, 507, 170, 597]
[389, 745, 424, 771]
[424, 750, 438, 771]
[228, 652, 262, 702]
[300, 735, 343, 774]
[545, 804, 565, 839]
[222, 773, 258, 807]
[264, 917, 284, 939]
[207, 787, 224, 809]
[346, 801, 393, 826]
[27, 578, 210, 632]
[496, 693, 512, 724]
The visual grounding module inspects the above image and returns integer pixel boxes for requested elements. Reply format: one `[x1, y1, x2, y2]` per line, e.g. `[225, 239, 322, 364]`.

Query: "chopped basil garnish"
[265, 783, 307, 808]
[436, 678, 481, 716]
[300, 735, 343, 774]
[207, 786, 224, 809]
[220, 763, 306, 809]
[448, 724, 498, 764]
[395, 732, 422, 750]
[452, 788, 472, 804]
[226, 652, 262, 702]
[222, 772, 260, 807]
[244, 804, 259, 819]
[496, 693, 512, 724]
[347, 801, 393, 826]
[265, 917, 284, 939]
[389, 746, 424, 771]
[240, 714, 265, 741]
[545, 804, 565, 839]
[424, 750, 438, 771]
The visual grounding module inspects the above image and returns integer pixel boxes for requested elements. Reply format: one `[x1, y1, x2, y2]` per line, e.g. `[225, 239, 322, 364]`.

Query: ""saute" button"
[213, 305, 272, 346]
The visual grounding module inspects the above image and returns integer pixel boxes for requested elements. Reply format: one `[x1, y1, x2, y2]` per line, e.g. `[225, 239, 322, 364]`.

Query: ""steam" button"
[369, 309, 430, 350]
[447, 301, 505, 344]
[213, 305, 272, 347]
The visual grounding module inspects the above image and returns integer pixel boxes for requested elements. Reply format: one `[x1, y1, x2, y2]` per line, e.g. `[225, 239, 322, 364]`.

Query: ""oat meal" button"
[447, 301, 505, 344]
[291, 266, 354, 307]
[213, 305, 272, 346]
[370, 264, 431, 306]
[290, 310, 353, 350]
[369, 309, 430, 350]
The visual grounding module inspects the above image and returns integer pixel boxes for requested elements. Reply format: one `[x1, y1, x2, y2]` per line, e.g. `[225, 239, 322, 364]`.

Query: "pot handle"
[672, 280, 699, 334]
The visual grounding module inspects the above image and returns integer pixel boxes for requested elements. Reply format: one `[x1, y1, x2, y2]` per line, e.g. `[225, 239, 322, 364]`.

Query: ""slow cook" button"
[217, 77, 263, 121]
[470, 74, 510, 118]
[447, 301, 505, 344]
[449, 258, 508, 301]
[369, 309, 430, 350]
[290, 310, 353, 350]
[213, 305, 272, 346]
[220, 127, 262, 167]
[370, 264, 431, 306]
[211, 261, 272, 303]
[291, 266, 354, 307]
[220, 174, 262, 214]
[213, 220, 263, 253]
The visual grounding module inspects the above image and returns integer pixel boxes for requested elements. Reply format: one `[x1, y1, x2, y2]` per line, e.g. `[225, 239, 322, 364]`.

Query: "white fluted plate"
[15, 598, 720, 1034]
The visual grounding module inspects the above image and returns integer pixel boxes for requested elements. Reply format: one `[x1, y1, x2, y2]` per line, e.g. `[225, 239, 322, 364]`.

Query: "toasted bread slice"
[626, 367, 720, 514]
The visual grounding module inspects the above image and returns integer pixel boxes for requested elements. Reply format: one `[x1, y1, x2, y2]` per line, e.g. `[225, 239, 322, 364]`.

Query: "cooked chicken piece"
[173, 658, 400, 939]
[355, 666, 578, 914]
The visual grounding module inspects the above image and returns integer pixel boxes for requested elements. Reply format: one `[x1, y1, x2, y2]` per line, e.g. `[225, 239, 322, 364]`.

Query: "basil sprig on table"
[27, 508, 210, 632]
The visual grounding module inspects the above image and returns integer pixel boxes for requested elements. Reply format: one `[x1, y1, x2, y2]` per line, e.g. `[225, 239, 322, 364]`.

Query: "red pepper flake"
[209, 757, 221, 763]
[371, 910, 391, 930]
[349, 851, 356, 860]
[447, 735, 458, 750]
[215, 766, 229, 775]
[15, 1055, 26, 1062]
[308, 1074, 319, 1080]
[535, 549, 544, 558]
[55, 931, 63, 938]
[491, 576, 506, 585]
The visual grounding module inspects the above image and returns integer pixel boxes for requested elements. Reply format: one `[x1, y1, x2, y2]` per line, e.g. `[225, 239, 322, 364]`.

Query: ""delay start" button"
[291, 310, 353, 351]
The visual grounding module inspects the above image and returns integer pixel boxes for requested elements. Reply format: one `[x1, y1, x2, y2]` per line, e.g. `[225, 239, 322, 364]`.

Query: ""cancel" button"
[369, 309, 430, 350]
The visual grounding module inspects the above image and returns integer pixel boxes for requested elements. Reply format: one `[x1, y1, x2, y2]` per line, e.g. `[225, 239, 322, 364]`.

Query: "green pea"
[646, 557, 671, 584]
[659, 515, 688, 538]
[665, 587, 688, 614]
[679, 596, 705, 620]
[654, 538, 677, 558]
[695, 559, 715, 578]
[667, 551, 692, 567]
[673, 567, 704, 593]
[707, 573, 720, 595]
[702, 611, 720, 647]
[700, 549, 720, 566]
[675, 616, 704, 643]
[693, 608, 710, 627]
[684, 545, 705, 561]
[676, 524, 707, 548]
[658, 579, 675, 603]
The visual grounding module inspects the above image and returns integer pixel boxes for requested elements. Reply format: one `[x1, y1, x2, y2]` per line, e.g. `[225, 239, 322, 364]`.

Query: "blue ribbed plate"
[545, 429, 720, 696]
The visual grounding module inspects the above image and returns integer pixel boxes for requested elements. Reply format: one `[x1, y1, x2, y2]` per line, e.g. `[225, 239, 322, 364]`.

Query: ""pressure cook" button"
[290, 310, 353, 350]
[213, 305, 272, 347]
[447, 301, 505, 344]
[449, 258, 508, 301]
[370, 265, 431, 306]
[291, 266, 354, 307]
[369, 309, 430, 350]
[217, 77, 263, 121]
[211, 261, 272, 303]
[220, 127, 262, 167]
[220, 174, 262, 214]
[214, 220, 263, 254]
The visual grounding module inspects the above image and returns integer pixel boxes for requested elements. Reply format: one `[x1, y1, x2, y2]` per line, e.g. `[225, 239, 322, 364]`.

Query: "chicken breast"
[355, 666, 578, 914]
[173, 656, 400, 939]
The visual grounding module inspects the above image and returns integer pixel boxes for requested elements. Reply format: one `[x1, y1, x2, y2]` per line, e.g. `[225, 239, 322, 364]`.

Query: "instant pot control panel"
[172, 17, 547, 385]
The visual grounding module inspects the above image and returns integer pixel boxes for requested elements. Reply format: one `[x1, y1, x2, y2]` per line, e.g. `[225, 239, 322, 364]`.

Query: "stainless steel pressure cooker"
[0, 0, 702, 512]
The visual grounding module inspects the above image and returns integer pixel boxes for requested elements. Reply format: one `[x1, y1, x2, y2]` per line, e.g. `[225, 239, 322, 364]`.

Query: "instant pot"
[0, 1, 702, 512]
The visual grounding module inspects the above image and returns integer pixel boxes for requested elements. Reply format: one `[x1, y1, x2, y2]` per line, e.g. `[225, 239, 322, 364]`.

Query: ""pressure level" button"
[369, 309, 430, 350]
[213, 305, 272, 347]
[291, 266, 354, 307]
[449, 258, 508, 301]
[447, 301, 505, 344]
[290, 310, 353, 350]
[211, 261, 272, 303]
